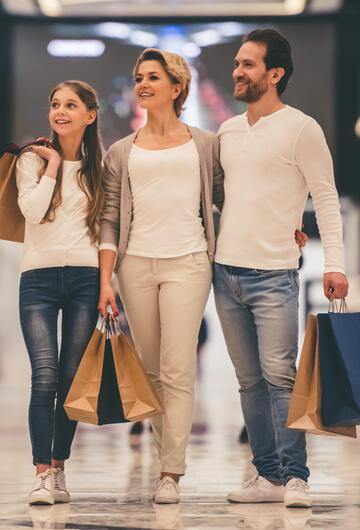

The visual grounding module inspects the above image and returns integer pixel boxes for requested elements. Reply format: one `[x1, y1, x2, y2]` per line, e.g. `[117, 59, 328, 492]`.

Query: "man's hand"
[323, 272, 349, 300]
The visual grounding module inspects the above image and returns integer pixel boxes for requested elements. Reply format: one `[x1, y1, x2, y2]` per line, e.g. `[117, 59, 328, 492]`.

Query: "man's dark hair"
[242, 29, 294, 95]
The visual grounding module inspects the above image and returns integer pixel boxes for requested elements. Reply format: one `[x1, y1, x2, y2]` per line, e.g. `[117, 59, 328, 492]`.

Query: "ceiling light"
[47, 40, 106, 57]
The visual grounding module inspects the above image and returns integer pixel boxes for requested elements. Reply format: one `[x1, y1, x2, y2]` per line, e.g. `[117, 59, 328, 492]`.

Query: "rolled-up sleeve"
[16, 152, 56, 225]
[99, 146, 122, 249]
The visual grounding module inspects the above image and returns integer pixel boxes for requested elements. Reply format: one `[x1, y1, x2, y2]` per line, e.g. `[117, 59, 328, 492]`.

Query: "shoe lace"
[35, 470, 51, 491]
[287, 478, 308, 492]
[52, 468, 64, 489]
[160, 477, 178, 492]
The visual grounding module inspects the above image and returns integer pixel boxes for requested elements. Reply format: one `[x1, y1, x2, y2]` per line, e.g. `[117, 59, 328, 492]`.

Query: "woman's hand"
[97, 283, 119, 319]
[295, 228, 308, 249]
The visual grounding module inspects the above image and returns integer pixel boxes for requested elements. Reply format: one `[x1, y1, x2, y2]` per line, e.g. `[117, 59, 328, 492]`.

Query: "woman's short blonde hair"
[133, 48, 191, 117]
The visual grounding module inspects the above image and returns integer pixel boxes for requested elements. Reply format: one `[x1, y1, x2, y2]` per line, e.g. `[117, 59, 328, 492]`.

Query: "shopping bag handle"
[100, 313, 118, 337]
[0, 137, 53, 158]
[328, 297, 349, 313]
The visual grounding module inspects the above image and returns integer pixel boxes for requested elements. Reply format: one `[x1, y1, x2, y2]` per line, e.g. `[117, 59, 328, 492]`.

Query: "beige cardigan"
[100, 126, 224, 272]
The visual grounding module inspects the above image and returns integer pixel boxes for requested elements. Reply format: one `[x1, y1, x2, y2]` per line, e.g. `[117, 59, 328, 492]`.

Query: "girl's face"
[134, 60, 181, 115]
[49, 87, 96, 137]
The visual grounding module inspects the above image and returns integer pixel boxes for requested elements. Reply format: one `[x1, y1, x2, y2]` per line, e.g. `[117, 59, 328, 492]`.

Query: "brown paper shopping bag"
[64, 320, 164, 425]
[111, 332, 165, 422]
[64, 327, 106, 425]
[0, 139, 49, 243]
[287, 314, 356, 438]
[0, 150, 25, 242]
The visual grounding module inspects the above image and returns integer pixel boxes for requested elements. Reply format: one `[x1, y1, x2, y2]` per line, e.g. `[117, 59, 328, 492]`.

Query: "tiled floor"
[1, 241, 360, 529]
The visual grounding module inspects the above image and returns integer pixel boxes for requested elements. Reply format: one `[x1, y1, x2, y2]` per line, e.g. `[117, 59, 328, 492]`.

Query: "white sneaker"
[227, 475, 285, 503]
[29, 469, 54, 505]
[154, 477, 180, 504]
[284, 478, 312, 508]
[52, 468, 70, 503]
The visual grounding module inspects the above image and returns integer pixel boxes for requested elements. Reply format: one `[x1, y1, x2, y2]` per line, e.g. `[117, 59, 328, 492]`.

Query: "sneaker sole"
[227, 497, 284, 504]
[285, 500, 312, 508]
[29, 497, 54, 505]
[54, 492, 70, 503]
[154, 497, 180, 504]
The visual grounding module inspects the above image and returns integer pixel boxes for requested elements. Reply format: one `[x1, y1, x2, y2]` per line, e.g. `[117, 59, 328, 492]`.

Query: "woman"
[16, 80, 102, 505]
[98, 48, 223, 504]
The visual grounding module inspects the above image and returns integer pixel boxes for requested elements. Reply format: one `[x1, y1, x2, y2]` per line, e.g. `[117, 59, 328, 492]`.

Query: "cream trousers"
[117, 252, 212, 474]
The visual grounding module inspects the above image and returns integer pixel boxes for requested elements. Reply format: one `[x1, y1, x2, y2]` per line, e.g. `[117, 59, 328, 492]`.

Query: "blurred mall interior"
[0, 0, 360, 528]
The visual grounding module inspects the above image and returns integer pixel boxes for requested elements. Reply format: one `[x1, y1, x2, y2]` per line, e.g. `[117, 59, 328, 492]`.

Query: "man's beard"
[234, 74, 268, 103]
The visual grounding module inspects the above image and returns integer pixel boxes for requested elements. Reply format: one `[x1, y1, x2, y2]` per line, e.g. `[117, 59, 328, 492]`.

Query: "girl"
[16, 80, 102, 505]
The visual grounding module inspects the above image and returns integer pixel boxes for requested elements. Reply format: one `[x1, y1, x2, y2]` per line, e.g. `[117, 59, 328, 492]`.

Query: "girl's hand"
[295, 228, 308, 249]
[97, 284, 119, 319]
[31, 144, 61, 165]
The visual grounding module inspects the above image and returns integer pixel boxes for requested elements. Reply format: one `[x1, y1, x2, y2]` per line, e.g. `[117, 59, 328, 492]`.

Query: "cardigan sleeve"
[16, 152, 56, 225]
[99, 144, 122, 249]
[212, 135, 224, 212]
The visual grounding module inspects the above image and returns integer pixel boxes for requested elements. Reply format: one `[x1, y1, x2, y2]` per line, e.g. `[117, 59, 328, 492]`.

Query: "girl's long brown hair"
[41, 80, 103, 243]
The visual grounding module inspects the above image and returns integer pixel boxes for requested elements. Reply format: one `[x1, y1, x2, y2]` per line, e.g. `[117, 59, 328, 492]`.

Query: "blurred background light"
[183, 42, 202, 58]
[193, 29, 221, 47]
[354, 117, 360, 138]
[47, 39, 106, 57]
[129, 30, 158, 47]
[95, 22, 131, 40]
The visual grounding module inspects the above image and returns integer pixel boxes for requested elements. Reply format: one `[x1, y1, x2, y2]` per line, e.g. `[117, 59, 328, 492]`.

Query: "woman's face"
[134, 60, 181, 115]
[49, 87, 95, 138]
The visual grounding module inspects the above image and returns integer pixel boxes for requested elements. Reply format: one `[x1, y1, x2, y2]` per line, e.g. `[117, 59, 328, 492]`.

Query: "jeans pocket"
[290, 270, 300, 290]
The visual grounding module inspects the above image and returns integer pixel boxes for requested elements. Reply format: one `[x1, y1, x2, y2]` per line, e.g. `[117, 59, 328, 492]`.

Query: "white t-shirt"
[125, 140, 207, 258]
[16, 152, 99, 272]
[215, 105, 345, 273]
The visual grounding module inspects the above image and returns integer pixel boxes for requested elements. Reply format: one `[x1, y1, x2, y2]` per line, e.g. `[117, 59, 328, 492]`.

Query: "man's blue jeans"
[19, 266, 99, 465]
[213, 264, 309, 483]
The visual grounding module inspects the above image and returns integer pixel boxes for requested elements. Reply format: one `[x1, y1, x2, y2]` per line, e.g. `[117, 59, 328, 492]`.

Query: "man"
[213, 29, 348, 508]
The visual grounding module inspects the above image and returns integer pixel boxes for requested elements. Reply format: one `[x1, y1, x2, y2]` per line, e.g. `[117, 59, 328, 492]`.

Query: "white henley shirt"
[215, 105, 345, 273]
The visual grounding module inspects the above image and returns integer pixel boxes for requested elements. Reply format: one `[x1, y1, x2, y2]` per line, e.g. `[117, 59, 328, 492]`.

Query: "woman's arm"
[97, 249, 119, 318]
[99, 146, 122, 249]
[98, 144, 123, 318]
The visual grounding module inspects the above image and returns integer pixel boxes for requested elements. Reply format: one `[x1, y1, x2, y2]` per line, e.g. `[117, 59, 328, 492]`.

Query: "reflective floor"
[1, 321, 360, 530]
[1, 242, 360, 529]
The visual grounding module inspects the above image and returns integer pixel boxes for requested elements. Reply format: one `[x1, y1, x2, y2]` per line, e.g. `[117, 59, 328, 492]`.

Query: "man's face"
[233, 41, 270, 103]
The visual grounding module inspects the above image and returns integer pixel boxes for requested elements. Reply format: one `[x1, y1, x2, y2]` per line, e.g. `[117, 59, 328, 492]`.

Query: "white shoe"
[52, 468, 70, 503]
[284, 478, 312, 508]
[29, 469, 54, 505]
[154, 477, 180, 504]
[227, 475, 285, 503]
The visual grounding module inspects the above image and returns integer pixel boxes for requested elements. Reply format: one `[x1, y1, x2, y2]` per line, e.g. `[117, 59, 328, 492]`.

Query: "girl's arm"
[16, 149, 60, 224]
